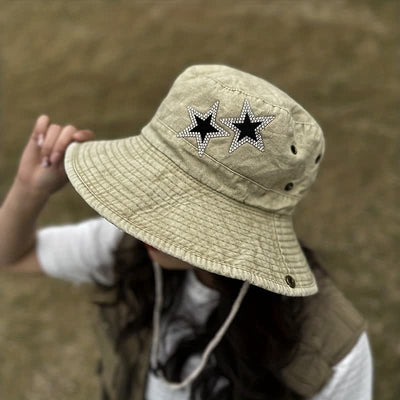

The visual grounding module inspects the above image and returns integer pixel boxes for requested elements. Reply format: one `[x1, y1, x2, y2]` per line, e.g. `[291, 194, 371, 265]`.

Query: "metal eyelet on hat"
[285, 275, 296, 288]
[290, 145, 297, 155]
[284, 182, 294, 191]
[315, 154, 321, 163]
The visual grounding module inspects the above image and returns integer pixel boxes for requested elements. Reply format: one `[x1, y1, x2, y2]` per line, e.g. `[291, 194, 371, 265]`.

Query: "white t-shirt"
[36, 217, 373, 400]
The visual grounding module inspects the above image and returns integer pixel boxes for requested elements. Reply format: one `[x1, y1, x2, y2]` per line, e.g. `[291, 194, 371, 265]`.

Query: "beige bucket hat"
[65, 64, 325, 297]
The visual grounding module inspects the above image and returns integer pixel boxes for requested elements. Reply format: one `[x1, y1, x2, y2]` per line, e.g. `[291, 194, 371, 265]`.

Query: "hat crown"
[143, 65, 325, 215]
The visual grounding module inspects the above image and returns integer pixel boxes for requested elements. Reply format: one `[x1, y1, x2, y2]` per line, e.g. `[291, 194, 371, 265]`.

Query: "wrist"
[12, 176, 51, 205]
[0, 178, 48, 268]
[1, 178, 51, 222]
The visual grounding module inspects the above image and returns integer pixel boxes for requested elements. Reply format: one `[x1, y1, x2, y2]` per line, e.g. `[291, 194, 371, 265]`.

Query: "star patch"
[177, 101, 230, 157]
[220, 99, 275, 153]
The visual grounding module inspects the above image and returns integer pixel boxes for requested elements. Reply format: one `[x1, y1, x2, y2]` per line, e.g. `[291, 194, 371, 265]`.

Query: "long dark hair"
[93, 236, 324, 400]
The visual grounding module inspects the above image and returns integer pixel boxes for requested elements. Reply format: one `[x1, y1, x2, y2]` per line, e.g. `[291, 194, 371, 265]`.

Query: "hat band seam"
[149, 119, 301, 202]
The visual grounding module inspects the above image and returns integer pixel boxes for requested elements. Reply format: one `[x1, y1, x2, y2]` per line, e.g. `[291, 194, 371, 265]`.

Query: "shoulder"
[306, 269, 366, 363]
[281, 269, 367, 397]
[310, 331, 373, 400]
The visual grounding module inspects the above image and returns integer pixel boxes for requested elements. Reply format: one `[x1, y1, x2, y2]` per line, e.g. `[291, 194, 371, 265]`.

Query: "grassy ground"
[0, 1, 399, 399]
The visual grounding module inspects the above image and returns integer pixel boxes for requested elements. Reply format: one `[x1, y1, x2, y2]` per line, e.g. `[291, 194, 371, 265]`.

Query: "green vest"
[91, 237, 366, 399]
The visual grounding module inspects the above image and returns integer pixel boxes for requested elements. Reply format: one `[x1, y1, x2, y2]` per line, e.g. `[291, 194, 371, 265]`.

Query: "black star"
[177, 101, 230, 157]
[190, 115, 219, 142]
[233, 113, 262, 141]
[220, 99, 275, 153]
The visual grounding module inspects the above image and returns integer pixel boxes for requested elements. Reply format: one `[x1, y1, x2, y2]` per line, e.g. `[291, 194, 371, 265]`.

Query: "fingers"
[48, 125, 77, 165]
[31, 115, 51, 144]
[40, 124, 63, 166]
[37, 120, 94, 168]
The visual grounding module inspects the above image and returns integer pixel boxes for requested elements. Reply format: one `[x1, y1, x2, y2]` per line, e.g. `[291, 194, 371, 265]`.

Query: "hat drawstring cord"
[151, 261, 250, 390]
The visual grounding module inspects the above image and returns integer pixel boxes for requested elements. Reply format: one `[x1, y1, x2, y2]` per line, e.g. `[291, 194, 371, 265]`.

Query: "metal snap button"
[285, 275, 296, 288]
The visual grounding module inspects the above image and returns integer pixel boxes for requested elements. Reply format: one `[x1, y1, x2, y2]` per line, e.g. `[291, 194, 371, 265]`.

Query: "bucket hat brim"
[65, 132, 317, 297]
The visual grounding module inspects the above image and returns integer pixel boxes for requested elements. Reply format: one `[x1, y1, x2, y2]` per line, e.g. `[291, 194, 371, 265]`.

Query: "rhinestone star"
[220, 99, 275, 153]
[177, 101, 230, 157]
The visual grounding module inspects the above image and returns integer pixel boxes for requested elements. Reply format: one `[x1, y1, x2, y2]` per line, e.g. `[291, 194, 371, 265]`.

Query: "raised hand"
[0, 115, 94, 269]
[16, 115, 94, 196]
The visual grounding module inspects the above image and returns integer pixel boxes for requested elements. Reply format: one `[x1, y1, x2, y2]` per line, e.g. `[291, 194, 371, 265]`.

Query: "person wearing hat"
[0, 65, 372, 399]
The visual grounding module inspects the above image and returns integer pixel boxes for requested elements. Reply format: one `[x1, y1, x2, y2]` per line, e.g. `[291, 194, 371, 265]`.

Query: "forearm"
[0, 178, 49, 267]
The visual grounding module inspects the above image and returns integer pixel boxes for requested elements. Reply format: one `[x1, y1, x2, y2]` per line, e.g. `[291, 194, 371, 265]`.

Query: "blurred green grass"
[0, 1, 399, 399]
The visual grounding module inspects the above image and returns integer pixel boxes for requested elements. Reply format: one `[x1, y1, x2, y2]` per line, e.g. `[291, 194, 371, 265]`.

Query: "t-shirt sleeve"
[36, 217, 124, 286]
[311, 331, 373, 400]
